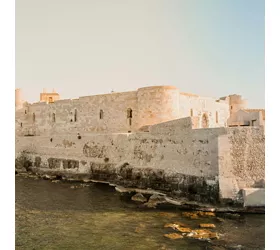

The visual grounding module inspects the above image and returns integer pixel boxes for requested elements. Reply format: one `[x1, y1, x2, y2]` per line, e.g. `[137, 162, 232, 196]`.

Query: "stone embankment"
[15, 118, 265, 212]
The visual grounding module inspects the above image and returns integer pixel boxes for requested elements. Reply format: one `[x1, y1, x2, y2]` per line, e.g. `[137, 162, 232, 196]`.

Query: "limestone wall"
[15, 122, 225, 178]
[179, 94, 230, 128]
[15, 118, 265, 204]
[16, 91, 139, 136]
[15, 86, 232, 136]
[218, 127, 265, 201]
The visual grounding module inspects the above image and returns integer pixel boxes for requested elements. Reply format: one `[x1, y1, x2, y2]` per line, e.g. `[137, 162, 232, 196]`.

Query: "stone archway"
[201, 113, 209, 128]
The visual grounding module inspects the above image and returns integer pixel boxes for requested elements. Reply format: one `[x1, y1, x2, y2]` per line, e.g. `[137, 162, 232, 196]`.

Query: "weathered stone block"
[242, 188, 265, 207]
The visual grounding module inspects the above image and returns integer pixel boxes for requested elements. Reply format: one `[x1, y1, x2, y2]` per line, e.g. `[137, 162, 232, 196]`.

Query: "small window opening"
[25, 110, 27, 114]
[20, 123, 22, 128]
[190, 109, 193, 117]
[52, 113, 56, 122]
[99, 110, 104, 119]
[231, 106, 233, 110]
[127, 108, 132, 118]
[129, 118, 132, 126]
[74, 109, 77, 122]
[33, 113, 35, 123]
[70, 119, 73, 122]
[216, 111, 218, 123]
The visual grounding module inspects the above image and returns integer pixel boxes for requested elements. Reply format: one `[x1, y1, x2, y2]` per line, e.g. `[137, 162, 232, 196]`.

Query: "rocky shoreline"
[15, 169, 264, 214]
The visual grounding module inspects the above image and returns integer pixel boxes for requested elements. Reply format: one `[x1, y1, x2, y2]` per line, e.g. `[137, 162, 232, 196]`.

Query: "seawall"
[15, 118, 265, 208]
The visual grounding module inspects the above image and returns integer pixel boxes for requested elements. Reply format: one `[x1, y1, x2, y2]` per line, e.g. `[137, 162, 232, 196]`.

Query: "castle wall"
[179, 94, 230, 128]
[16, 86, 238, 136]
[218, 127, 265, 201]
[15, 114, 265, 205]
[16, 91, 139, 136]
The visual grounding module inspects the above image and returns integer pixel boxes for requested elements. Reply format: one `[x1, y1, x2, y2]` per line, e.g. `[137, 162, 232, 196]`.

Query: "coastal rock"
[43, 175, 51, 180]
[148, 194, 166, 203]
[131, 193, 147, 203]
[52, 180, 60, 183]
[223, 213, 241, 220]
[200, 223, 216, 228]
[186, 229, 219, 240]
[182, 212, 199, 219]
[197, 211, 215, 217]
[215, 217, 225, 223]
[164, 223, 191, 233]
[164, 233, 183, 240]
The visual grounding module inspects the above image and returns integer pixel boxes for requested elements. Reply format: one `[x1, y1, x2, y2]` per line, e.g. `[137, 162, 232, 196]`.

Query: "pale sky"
[16, 0, 264, 108]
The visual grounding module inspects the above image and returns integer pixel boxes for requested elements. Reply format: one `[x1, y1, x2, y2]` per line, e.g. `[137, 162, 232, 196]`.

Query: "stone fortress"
[15, 86, 264, 136]
[15, 86, 265, 209]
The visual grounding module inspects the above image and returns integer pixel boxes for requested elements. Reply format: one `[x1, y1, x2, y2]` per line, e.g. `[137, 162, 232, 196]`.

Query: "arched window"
[127, 108, 132, 118]
[33, 113, 35, 123]
[99, 110, 104, 119]
[190, 109, 193, 117]
[52, 113, 56, 122]
[201, 113, 209, 128]
[74, 109, 77, 122]
[216, 111, 219, 123]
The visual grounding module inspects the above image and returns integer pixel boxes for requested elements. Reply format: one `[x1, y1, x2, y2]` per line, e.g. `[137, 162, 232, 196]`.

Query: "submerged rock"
[223, 213, 241, 220]
[159, 212, 177, 218]
[182, 212, 199, 219]
[52, 180, 60, 183]
[200, 223, 216, 228]
[186, 229, 219, 240]
[215, 217, 225, 223]
[164, 223, 191, 233]
[164, 233, 184, 240]
[134, 223, 146, 233]
[197, 211, 215, 217]
[131, 193, 147, 203]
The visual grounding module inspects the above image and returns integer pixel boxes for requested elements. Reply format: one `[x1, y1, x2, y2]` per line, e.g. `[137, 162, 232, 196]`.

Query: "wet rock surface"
[131, 193, 147, 203]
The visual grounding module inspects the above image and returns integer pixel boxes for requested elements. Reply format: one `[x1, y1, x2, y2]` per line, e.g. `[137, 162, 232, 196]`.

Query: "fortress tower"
[15, 88, 23, 110]
[136, 86, 180, 129]
[228, 94, 248, 114]
[40, 89, 60, 103]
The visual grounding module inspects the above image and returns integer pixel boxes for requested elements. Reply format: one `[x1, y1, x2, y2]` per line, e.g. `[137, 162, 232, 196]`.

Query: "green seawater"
[15, 176, 265, 250]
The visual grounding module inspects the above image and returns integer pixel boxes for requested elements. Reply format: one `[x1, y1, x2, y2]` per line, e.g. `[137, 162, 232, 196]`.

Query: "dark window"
[127, 108, 132, 118]
[99, 110, 104, 119]
[25, 110, 27, 114]
[74, 109, 77, 122]
[33, 113, 35, 123]
[20, 123, 22, 128]
[129, 118, 132, 126]
[52, 113, 56, 122]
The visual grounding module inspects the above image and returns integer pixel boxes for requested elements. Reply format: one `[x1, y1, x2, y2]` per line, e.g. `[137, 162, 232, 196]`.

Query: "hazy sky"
[16, 0, 264, 108]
